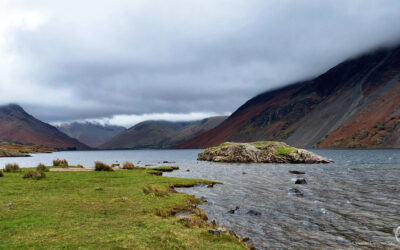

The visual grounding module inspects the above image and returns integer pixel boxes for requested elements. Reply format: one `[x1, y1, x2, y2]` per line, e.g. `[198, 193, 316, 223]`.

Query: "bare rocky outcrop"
[197, 141, 332, 164]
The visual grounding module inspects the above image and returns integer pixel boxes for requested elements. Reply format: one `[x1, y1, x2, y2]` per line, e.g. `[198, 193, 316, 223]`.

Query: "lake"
[1, 149, 400, 249]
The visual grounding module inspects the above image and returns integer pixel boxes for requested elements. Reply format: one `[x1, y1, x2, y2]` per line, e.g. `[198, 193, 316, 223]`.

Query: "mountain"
[0, 104, 89, 150]
[57, 122, 125, 147]
[178, 45, 400, 149]
[101, 116, 227, 149]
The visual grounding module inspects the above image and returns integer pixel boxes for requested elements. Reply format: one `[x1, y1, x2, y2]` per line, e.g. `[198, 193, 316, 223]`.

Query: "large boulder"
[197, 141, 332, 164]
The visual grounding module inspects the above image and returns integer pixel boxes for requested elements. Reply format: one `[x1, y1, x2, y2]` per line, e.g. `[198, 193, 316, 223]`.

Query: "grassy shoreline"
[0, 167, 246, 249]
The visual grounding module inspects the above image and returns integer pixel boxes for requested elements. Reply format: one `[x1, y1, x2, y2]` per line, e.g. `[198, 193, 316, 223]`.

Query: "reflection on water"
[1, 149, 400, 249]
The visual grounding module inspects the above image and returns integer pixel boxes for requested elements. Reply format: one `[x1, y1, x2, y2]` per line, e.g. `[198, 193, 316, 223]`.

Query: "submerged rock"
[198, 141, 332, 164]
[288, 188, 304, 197]
[289, 170, 305, 174]
[295, 178, 307, 184]
[247, 210, 261, 216]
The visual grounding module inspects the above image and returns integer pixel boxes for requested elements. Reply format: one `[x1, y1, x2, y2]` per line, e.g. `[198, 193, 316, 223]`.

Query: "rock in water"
[295, 178, 307, 184]
[288, 188, 304, 197]
[228, 206, 240, 214]
[197, 141, 332, 164]
[289, 170, 305, 174]
[247, 210, 262, 216]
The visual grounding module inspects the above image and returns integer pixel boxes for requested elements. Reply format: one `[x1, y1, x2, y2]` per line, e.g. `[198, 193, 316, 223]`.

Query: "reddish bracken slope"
[0, 104, 89, 150]
[178, 45, 400, 149]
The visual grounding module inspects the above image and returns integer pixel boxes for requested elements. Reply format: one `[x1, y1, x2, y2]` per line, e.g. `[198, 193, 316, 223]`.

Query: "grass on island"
[209, 141, 297, 156]
[0, 167, 245, 249]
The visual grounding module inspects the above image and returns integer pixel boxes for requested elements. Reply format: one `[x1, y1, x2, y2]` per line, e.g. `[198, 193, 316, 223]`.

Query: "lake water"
[1, 149, 400, 249]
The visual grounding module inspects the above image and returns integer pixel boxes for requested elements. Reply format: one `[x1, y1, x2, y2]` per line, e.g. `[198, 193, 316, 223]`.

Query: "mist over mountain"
[57, 122, 125, 147]
[178, 45, 400, 149]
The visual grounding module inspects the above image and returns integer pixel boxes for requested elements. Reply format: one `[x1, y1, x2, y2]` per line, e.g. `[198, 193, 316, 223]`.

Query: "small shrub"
[36, 163, 49, 172]
[142, 184, 168, 197]
[76, 164, 84, 168]
[0, 170, 4, 177]
[4, 163, 20, 173]
[53, 158, 68, 167]
[122, 161, 135, 170]
[94, 161, 113, 171]
[23, 170, 46, 180]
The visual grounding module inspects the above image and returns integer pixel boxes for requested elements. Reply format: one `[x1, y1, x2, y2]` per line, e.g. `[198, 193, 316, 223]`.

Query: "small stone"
[7, 203, 13, 208]
[95, 187, 103, 191]
[247, 210, 261, 216]
[208, 229, 221, 235]
[295, 178, 307, 184]
[289, 170, 305, 174]
[242, 172, 247, 175]
[207, 183, 215, 188]
[208, 227, 227, 235]
[121, 197, 127, 201]
[242, 237, 250, 242]
[228, 206, 239, 214]
[186, 169, 190, 172]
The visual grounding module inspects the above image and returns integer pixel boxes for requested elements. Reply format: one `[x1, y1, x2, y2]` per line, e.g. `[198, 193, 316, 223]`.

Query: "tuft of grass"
[4, 163, 21, 173]
[150, 166, 179, 172]
[122, 161, 135, 170]
[23, 170, 46, 180]
[36, 163, 49, 172]
[276, 147, 296, 155]
[250, 141, 276, 147]
[53, 158, 69, 167]
[0, 170, 3, 177]
[142, 184, 169, 197]
[94, 161, 113, 171]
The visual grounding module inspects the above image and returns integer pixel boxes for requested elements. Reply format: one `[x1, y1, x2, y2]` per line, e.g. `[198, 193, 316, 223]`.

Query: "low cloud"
[1, 0, 400, 124]
[53, 112, 228, 128]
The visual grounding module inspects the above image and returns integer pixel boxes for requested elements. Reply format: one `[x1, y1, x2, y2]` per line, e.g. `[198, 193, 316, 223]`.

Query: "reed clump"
[94, 161, 113, 171]
[122, 161, 135, 170]
[4, 163, 20, 173]
[23, 170, 46, 180]
[53, 158, 69, 167]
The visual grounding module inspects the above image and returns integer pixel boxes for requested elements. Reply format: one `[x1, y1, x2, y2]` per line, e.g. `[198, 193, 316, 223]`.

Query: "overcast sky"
[1, 0, 400, 127]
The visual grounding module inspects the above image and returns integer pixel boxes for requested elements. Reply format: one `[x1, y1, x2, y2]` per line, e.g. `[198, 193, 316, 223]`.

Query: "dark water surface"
[1, 149, 400, 249]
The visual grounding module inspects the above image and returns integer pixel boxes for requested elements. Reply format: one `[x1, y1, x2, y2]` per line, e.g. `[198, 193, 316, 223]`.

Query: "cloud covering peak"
[1, 0, 400, 126]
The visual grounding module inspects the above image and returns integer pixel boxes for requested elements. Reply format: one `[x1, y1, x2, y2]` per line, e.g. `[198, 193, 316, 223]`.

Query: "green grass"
[0, 168, 245, 249]
[149, 166, 179, 172]
[250, 141, 276, 147]
[50, 165, 84, 169]
[276, 147, 296, 155]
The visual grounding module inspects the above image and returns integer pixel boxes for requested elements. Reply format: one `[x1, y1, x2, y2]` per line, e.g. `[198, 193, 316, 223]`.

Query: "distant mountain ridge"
[101, 116, 227, 149]
[0, 104, 89, 150]
[57, 122, 125, 147]
[178, 45, 400, 149]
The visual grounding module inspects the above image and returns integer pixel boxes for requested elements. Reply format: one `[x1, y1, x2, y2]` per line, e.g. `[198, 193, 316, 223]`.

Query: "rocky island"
[198, 141, 332, 163]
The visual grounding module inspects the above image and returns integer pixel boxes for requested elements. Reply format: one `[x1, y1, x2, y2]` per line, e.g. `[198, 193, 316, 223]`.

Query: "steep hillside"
[0, 104, 89, 150]
[178, 45, 400, 148]
[101, 116, 226, 149]
[57, 122, 125, 147]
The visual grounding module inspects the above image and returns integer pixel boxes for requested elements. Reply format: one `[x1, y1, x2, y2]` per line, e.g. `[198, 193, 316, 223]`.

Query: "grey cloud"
[1, 0, 400, 124]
